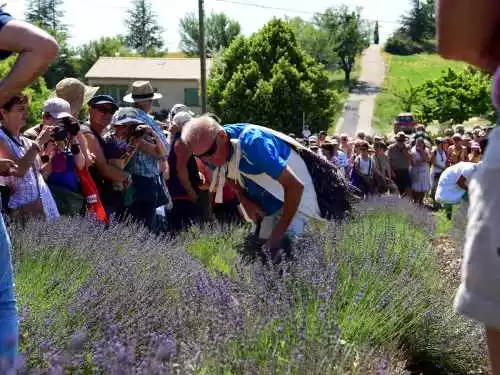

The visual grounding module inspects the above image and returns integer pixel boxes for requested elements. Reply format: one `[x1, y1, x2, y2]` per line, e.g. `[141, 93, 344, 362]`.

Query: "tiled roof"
[85, 57, 212, 80]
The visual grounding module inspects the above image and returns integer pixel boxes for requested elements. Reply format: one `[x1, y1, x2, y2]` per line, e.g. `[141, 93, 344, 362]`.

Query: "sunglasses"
[94, 106, 116, 114]
[195, 136, 219, 158]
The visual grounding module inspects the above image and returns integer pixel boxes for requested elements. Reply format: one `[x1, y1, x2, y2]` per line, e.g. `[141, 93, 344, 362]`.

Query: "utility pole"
[198, 0, 207, 113]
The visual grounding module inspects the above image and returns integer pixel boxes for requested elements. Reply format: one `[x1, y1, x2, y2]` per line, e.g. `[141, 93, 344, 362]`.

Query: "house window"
[184, 88, 199, 107]
[98, 86, 128, 105]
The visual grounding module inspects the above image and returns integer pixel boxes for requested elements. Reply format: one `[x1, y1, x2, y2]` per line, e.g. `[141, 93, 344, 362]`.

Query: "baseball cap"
[111, 107, 144, 126]
[309, 135, 318, 143]
[172, 111, 193, 127]
[471, 142, 481, 149]
[43, 98, 72, 119]
[88, 95, 118, 110]
[169, 103, 194, 121]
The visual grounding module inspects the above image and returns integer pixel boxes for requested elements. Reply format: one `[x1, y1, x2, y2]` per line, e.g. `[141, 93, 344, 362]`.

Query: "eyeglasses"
[94, 106, 116, 114]
[194, 136, 218, 158]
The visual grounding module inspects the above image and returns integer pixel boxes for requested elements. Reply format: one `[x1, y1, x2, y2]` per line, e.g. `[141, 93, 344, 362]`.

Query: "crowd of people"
[1, 2, 500, 373]
[289, 123, 489, 208]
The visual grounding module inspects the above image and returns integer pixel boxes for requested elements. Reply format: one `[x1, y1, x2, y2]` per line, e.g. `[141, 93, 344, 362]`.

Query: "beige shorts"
[454, 128, 500, 329]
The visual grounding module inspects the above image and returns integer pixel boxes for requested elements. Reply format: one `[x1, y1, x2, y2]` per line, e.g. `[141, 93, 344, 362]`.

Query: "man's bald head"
[182, 116, 222, 147]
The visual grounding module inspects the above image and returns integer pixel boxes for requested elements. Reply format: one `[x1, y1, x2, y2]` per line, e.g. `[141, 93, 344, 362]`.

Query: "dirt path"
[335, 45, 385, 136]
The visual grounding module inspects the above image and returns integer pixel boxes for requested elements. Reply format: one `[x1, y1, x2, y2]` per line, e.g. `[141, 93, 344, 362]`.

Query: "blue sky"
[5, 0, 409, 51]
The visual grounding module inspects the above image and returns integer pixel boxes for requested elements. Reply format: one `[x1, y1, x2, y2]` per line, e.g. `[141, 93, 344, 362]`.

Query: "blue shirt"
[0, 10, 12, 60]
[224, 124, 291, 216]
[130, 110, 165, 178]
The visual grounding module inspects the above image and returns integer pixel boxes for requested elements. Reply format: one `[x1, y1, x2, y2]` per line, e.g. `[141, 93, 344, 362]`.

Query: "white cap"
[172, 111, 193, 127]
[43, 98, 72, 119]
[309, 135, 318, 143]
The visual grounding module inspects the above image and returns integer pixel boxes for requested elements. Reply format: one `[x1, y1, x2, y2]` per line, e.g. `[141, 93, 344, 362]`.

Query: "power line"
[215, 0, 317, 15]
[214, 0, 401, 24]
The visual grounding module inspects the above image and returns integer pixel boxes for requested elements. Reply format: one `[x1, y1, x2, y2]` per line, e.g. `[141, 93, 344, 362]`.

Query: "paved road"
[336, 45, 385, 136]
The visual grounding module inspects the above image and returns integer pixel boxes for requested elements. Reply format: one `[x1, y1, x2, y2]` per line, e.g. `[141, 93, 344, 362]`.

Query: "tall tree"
[315, 6, 370, 84]
[373, 20, 379, 44]
[208, 19, 340, 134]
[76, 36, 133, 78]
[179, 11, 241, 57]
[125, 0, 165, 56]
[400, 0, 435, 42]
[25, 0, 66, 35]
[287, 17, 336, 69]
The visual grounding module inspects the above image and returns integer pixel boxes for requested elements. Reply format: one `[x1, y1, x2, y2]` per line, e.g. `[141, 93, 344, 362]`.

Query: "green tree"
[400, 0, 435, 42]
[207, 18, 340, 134]
[125, 0, 165, 56]
[373, 20, 379, 44]
[287, 17, 336, 69]
[179, 11, 241, 57]
[42, 28, 79, 88]
[393, 79, 421, 112]
[75, 36, 132, 78]
[25, 0, 67, 35]
[0, 56, 51, 126]
[416, 67, 494, 124]
[315, 6, 370, 84]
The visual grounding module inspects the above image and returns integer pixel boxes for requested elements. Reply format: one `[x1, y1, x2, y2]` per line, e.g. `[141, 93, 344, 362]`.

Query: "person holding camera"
[39, 98, 108, 223]
[105, 108, 168, 230]
[123, 82, 172, 229]
[38, 98, 87, 215]
[0, 93, 59, 222]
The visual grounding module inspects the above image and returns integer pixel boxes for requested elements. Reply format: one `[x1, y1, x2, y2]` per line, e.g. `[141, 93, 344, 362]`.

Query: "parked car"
[393, 112, 416, 134]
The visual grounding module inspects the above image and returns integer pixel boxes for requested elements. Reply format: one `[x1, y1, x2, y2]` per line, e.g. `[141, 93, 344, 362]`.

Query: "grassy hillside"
[373, 54, 466, 134]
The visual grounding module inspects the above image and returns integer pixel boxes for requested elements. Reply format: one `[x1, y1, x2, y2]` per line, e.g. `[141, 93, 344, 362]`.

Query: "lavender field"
[9, 197, 487, 374]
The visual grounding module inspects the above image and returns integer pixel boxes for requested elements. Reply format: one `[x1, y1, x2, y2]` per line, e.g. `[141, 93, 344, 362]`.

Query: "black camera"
[131, 124, 148, 138]
[52, 117, 80, 141]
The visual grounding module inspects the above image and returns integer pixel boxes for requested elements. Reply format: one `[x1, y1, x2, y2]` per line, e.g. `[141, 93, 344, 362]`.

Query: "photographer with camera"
[39, 98, 108, 223]
[0, 93, 59, 222]
[39, 98, 87, 216]
[104, 108, 168, 230]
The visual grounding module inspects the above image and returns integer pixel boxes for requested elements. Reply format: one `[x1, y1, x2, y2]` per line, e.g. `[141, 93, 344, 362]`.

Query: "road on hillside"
[336, 45, 385, 137]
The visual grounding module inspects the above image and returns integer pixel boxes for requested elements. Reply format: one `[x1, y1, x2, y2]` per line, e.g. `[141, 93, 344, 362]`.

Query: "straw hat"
[123, 81, 163, 103]
[53, 78, 99, 115]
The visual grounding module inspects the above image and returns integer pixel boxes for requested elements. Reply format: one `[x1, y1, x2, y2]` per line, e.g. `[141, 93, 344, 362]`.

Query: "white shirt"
[358, 157, 372, 176]
[431, 148, 447, 175]
[436, 162, 477, 204]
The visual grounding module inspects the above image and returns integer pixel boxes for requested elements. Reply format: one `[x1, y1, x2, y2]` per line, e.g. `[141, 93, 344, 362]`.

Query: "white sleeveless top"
[0, 128, 59, 221]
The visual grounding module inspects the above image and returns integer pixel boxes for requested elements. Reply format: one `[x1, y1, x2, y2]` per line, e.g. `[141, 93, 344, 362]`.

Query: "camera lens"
[63, 118, 80, 136]
[52, 127, 67, 141]
[70, 144, 80, 155]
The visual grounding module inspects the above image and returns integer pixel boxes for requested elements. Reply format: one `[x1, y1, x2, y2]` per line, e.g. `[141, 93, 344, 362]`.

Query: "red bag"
[76, 167, 109, 224]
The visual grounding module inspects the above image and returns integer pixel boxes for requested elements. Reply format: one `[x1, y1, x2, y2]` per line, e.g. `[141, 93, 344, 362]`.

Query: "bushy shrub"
[419, 39, 437, 53]
[8, 197, 487, 374]
[384, 33, 424, 55]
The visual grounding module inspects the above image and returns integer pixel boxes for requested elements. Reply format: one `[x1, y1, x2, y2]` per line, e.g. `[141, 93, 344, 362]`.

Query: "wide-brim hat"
[123, 80, 163, 103]
[53, 78, 99, 115]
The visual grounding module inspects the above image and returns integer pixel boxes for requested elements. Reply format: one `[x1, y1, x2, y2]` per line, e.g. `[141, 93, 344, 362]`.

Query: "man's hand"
[241, 197, 263, 222]
[36, 125, 54, 146]
[0, 158, 18, 176]
[267, 231, 284, 251]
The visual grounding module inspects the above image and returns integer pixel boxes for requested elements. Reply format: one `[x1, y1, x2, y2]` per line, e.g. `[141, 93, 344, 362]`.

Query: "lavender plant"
[7, 196, 486, 374]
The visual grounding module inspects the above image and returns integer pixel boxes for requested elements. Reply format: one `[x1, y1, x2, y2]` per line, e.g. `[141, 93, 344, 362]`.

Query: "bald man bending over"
[182, 117, 326, 252]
